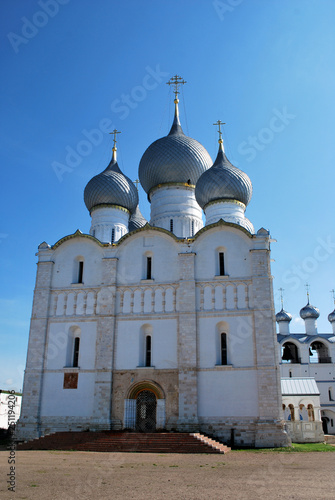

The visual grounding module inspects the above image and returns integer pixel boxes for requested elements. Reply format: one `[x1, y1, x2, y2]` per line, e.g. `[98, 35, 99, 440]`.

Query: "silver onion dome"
[138, 101, 212, 195]
[195, 141, 252, 209]
[84, 153, 138, 213]
[129, 205, 148, 232]
[300, 302, 320, 320]
[328, 309, 335, 323]
[276, 308, 292, 323]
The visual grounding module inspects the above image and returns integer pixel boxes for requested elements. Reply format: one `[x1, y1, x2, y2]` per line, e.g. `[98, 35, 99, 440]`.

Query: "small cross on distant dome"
[279, 287, 285, 308]
[166, 75, 187, 101]
[134, 179, 140, 191]
[305, 283, 310, 302]
[213, 120, 226, 143]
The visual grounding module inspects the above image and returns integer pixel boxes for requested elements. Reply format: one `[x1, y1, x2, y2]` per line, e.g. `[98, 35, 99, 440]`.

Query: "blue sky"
[1, 0, 334, 391]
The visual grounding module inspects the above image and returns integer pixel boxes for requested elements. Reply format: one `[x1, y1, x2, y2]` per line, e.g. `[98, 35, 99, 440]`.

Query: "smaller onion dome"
[328, 309, 335, 324]
[276, 308, 292, 323]
[300, 302, 320, 320]
[195, 139, 252, 209]
[129, 205, 147, 232]
[84, 148, 138, 214]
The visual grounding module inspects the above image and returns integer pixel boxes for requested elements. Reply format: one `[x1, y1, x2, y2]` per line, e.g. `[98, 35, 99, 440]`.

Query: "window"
[145, 335, 151, 367]
[289, 370, 292, 378]
[220, 333, 227, 365]
[331, 419, 334, 427]
[73, 337, 80, 367]
[307, 404, 315, 422]
[78, 261, 84, 284]
[170, 219, 173, 232]
[191, 220, 194, 237]
[111, 228, 115, 243]
[219, 252, 225, 276]
[146, 257, 152, 279]
[329, 388, 334, 401]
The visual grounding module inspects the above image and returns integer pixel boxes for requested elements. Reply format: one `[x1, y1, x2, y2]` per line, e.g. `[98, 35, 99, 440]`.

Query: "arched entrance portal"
[124, 381, 166, 432]
[136, 390, 157, 432]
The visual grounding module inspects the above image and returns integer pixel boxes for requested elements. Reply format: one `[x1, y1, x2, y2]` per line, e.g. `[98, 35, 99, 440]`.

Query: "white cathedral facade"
[17, 80, 292, 447]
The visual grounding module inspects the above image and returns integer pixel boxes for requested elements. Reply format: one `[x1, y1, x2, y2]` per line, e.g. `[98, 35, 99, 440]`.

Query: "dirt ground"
[1, 450, 335, 500]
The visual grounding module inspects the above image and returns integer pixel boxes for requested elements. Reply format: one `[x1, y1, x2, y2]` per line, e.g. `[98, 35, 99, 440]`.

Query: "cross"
[134, 179, 140, 191]
[331, 289, 335, 304]
[305, 283, 310, 302]
[213, 120, 226, 142]
[279, 287, 285, 308]
[166, 75, 187, 100]
[109, 129, 121, 150]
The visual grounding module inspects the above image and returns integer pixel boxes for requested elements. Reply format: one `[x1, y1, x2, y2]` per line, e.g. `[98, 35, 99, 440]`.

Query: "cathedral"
[17, 77, 291, 447]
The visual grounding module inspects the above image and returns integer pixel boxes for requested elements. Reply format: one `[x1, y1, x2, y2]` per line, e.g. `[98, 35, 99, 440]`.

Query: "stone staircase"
[17, 431, 230, 454]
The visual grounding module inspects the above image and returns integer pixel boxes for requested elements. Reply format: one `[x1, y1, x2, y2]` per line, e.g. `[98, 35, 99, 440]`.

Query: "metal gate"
[136, 390, 157, 432]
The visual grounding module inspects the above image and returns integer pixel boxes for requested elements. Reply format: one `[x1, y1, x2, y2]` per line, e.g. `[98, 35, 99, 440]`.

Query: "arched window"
[191, 220, 194, 237]
[146, 257, 152, 279]
[170, 219, 174, 233]
[219, 252, 225, 276]
[329, 387, 334, 401]
[220, 333, 227, 365]
[111, 228, 115, 244]
[73, 257, 84, 284]
[216, 247, 226, 276]
[309, 341, 331, 364]
[145, 335, 152, 367]
[282, 342, 300, 364]
[73, 337, 80, 367]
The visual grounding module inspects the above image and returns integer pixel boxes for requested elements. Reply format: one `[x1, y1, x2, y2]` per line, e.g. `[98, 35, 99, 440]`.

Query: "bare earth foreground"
[1, 450, 335, 500]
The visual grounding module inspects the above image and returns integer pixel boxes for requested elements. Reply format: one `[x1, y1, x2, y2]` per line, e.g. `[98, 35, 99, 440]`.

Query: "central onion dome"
[138, 99, 212, 196]
[195, 140, 252, 209]
[276, 308, 292, 323]
[300, 301, 320, 320]
[84, 150, 138, 213]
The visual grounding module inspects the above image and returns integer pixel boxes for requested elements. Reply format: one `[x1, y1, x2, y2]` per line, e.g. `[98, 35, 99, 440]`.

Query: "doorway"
[136, 390, 157, 432]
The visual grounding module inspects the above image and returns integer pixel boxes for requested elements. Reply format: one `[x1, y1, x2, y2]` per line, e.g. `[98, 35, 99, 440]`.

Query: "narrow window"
[221, 333, 227, 365]
[329, 388, 333, 401]
[191, 220, 194, 236]
[73, 337, 80, 367]
[331, 419, 334, 427]
[146, 257, 152, 279]
[170, 219, 173, 232]
[145, 335, 151, 367]
[289, 370, 292, 378]
[219, 252, 225, 276]
[78, 261, 84, 283]
[92, 229, 95, 237]
[111, 228, 115, 243]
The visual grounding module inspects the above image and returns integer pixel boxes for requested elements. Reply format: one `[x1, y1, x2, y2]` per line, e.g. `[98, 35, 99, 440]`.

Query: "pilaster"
[91, 257, 118, 428]
[177, 252, 198, 430]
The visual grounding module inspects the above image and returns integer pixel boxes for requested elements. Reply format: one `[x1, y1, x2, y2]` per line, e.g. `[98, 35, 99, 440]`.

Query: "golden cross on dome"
[279, 288, 285, 308]
[109, 129, 121, 151]
[166, 75, 187, 100]
[213, 120, 226, 143]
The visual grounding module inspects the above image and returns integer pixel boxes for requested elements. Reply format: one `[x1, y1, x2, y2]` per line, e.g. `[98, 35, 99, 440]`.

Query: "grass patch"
[233, 442, 335, 453]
